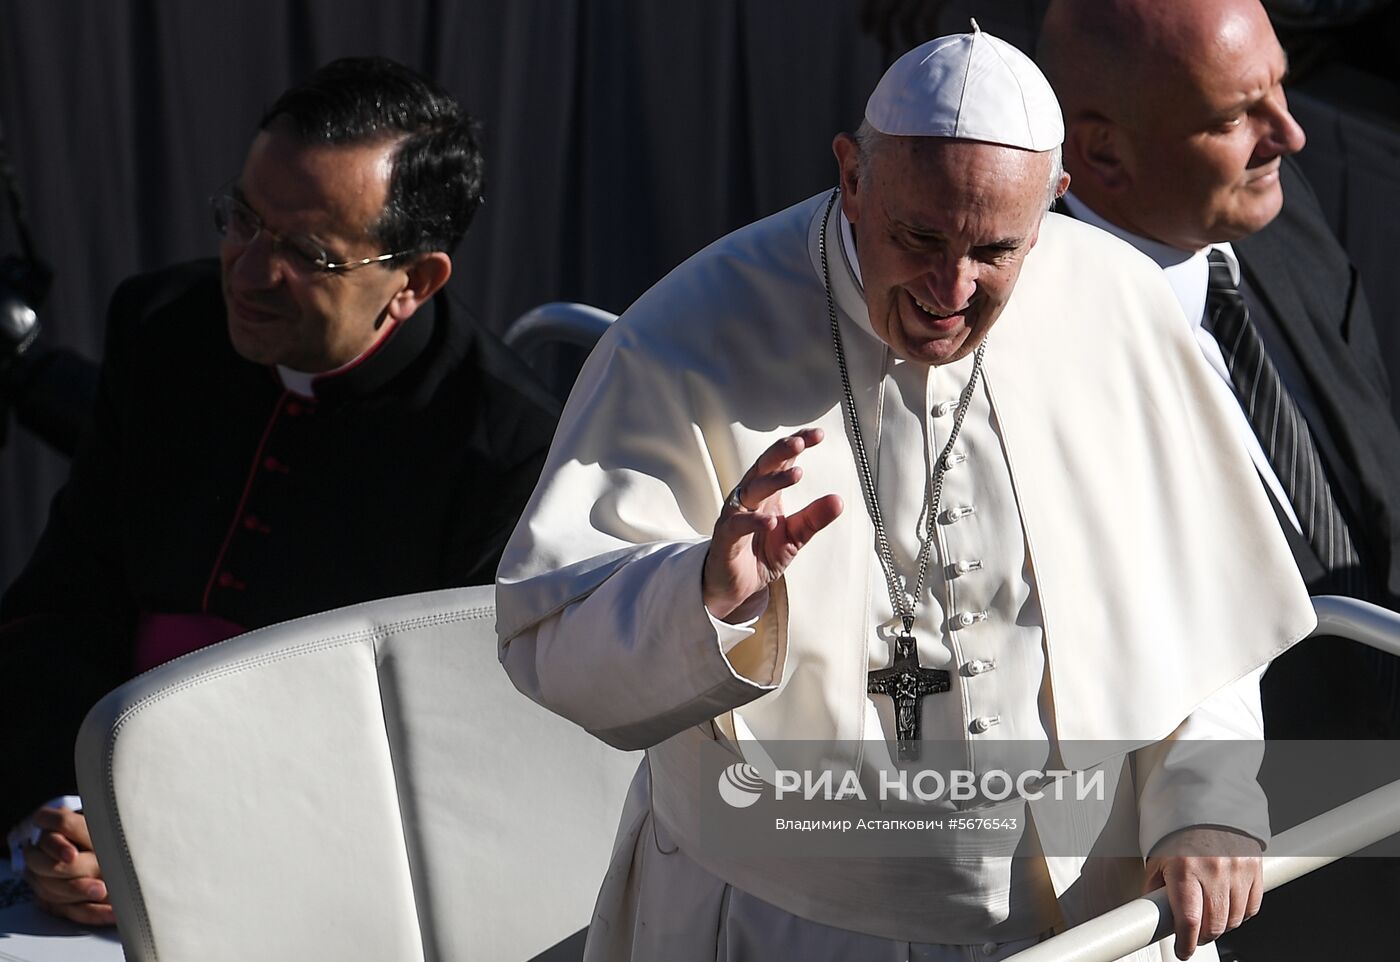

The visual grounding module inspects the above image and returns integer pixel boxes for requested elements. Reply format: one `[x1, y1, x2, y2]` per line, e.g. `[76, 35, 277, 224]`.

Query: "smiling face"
[220, 126, 417, 372]
[833, 135, 1059, 366]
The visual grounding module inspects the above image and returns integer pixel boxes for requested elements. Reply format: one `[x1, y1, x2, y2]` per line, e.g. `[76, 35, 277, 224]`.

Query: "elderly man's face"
[220, 127, 415, 372]
[1120, 9, 1305, 249]
[834, 136, 1056, 366]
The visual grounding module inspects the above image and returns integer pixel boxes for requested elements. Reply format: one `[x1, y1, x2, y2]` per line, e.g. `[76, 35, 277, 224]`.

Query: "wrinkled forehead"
[863, 139, 1054, 246]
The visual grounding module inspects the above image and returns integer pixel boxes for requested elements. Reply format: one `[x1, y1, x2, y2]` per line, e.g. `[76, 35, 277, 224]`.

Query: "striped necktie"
[1204, 249, 1363, 595]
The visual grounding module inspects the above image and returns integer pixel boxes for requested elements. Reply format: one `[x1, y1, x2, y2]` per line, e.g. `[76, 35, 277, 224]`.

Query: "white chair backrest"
[76, 586, 640, 962]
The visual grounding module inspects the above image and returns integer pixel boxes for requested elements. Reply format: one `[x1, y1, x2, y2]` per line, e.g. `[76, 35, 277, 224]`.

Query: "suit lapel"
[1235, 223, 1374, 531]
[1234, 229, 1335, 400]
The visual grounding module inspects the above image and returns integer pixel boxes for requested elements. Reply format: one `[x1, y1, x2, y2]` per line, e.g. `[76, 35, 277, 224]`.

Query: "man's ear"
[832, 132, 864, 223]
[387, 252, 452, 323]
[1065, 116, 1132, 193]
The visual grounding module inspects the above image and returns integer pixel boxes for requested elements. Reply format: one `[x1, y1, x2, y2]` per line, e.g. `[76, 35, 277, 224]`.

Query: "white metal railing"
[1005, 595, 1400, 962]
[503, 302, 617, 356]
[1311, 594, 1400, 657]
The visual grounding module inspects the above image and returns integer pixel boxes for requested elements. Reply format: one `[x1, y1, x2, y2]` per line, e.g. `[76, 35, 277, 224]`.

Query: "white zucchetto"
[864, 19, 1063, 151]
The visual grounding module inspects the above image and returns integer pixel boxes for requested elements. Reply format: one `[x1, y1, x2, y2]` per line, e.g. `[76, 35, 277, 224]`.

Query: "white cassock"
[496, 191, 1315, 961]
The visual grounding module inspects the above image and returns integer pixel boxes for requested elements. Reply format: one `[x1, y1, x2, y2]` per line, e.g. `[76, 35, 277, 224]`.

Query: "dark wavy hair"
[260, 56, 485, 259]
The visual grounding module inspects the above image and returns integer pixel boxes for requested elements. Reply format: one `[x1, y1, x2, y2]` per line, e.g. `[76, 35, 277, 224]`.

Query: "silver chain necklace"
[817, 187, 987, 639]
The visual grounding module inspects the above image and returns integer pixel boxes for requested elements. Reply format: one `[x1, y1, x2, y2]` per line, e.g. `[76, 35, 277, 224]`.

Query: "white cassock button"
[932, 400, 955, 417]
[943, 451, 968, 470]
[944, 504, 976, 523]
[970, 715, 1000, 734]
[966, 658, 996, 675]
[954, 610, 987, 629]
[954, 559, 983, 575]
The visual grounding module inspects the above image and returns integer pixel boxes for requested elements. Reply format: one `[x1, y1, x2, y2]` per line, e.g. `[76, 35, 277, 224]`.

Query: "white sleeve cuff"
[707, 595, 769, 655]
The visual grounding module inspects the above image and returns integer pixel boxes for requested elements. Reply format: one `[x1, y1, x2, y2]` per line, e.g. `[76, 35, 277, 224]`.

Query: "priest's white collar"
[269, 298, 436, 401]
[840, 209, 863, 289]
[274, 332, 399, 396]
[276, 344, 386, 398]
[820, 197, 885, 348]
[276, 366, 318, 398]
[275, 317, 401, 398]
[1061, 191, 1240, 330]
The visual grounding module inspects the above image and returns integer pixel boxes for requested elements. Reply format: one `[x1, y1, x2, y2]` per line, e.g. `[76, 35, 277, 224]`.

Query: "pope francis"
[496, 24, 1315, 962]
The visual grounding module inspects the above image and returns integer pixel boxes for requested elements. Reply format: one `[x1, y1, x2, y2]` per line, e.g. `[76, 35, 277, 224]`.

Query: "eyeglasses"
[210, 189, 412, 274]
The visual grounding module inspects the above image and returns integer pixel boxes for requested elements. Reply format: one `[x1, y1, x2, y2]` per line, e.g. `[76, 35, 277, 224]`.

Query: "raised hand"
[703, 428, 844, 622]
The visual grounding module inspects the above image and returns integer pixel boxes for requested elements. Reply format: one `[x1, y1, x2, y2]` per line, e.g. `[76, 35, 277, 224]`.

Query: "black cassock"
[0, 259, 559, 827]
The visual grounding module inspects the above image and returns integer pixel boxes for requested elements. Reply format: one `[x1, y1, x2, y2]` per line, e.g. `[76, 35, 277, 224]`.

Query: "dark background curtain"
[0, 0, 888, 585]
[0, 0, 1396, 588]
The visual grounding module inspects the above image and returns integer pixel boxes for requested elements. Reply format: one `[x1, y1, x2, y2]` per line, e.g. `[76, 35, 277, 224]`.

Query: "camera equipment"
[0, 114, 98, 455]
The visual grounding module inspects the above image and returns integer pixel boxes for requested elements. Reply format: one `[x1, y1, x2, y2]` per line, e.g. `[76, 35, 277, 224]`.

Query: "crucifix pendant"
[867, 633, 950, 761]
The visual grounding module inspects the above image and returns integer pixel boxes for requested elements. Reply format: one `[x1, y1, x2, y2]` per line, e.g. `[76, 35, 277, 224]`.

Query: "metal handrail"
[1004, 595, 1400, 962]
[503, 302, 617, 355]
[1003, 779, 1400, 962]
[1311, 594, 1400, 656]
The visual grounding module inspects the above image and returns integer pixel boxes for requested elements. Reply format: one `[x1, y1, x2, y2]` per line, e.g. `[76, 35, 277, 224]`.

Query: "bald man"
[1040, 0, 1400, 735]
[1040, 0, 1400, 955]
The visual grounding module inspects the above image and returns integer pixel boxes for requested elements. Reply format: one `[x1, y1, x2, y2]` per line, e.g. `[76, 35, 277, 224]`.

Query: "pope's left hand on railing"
[1144, 826, 1263, 959]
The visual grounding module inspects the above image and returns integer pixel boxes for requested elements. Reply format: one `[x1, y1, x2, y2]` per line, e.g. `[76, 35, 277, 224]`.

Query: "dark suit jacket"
[0, 260, 560, 828]
[1235, 159, 1400, 601]
[1232, 158, 1400, 737]
[1212, 160, 1400, 952]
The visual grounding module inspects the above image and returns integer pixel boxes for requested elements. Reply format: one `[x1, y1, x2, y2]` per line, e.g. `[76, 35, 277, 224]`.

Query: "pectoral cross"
[868, 631, 950, 761]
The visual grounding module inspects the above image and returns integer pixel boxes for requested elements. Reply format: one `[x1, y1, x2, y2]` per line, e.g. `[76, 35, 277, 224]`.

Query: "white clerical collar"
[1061, 191, 1240, 330]
[836, 208, 891, 349]
[276, 366, 318, 398]
[840, 210, 863, 288]
[274, 317, 405, 398]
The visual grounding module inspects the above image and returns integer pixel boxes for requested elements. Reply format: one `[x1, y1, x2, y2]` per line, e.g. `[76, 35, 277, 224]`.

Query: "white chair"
[75, 586, 640, 962]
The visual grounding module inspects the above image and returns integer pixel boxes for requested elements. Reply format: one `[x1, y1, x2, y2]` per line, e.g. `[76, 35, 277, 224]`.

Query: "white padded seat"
[75, 586, 639, 961]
